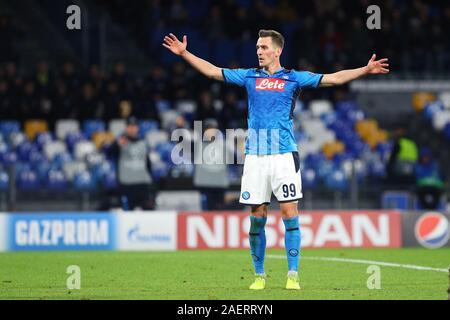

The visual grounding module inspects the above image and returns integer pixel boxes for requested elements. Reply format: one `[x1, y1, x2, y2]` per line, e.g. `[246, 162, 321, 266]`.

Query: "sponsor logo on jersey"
[255, 78, 285, 91]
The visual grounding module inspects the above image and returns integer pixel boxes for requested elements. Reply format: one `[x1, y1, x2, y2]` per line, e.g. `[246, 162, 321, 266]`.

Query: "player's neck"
[264, 62, 283, 75]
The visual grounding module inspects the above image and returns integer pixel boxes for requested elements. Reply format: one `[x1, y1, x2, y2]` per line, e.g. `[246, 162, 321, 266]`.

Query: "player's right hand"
[162, 33, 187, 56]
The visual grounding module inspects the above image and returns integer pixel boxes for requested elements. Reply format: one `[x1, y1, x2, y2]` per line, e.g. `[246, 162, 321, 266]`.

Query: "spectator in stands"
[196, 90, 219, 121]
[386, 127, 418, 185]
[76, 82, 100, 120]
[106, 116, 155, 210]
[193, 119, 231, 211]
[415, 147, 445, 210]
[60, 62, 79, 90]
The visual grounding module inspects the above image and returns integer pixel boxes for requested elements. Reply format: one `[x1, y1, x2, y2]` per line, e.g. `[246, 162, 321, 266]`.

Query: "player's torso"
[244, 69, 299, 129]
[243, 69, 299, 154]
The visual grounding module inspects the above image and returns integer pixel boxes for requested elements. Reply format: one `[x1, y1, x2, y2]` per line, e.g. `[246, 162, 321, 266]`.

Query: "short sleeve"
[295, 71, 323, 89]
[222, 68, 248, 87]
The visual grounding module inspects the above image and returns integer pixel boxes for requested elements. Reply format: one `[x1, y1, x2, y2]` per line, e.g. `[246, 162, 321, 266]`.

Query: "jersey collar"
[258, 67, 285, 76]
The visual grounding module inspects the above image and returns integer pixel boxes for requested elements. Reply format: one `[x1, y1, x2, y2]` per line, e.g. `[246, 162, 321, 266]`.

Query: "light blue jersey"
[222, 68, 322, 155]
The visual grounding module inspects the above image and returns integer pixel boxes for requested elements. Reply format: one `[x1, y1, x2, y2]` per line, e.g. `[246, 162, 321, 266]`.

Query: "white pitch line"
[266, 254, 449, 273]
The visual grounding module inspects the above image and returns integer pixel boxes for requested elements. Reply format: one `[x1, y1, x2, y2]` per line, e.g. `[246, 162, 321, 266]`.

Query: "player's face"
[256, 37, 281, 68]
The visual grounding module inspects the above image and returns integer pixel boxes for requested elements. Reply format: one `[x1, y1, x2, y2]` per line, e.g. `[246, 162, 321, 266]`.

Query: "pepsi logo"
[414, 212, 450, 249]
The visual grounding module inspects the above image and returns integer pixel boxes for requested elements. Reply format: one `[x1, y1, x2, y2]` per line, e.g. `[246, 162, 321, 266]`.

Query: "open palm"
[163, 33, 187, 56]
[366, 54, 389, 74]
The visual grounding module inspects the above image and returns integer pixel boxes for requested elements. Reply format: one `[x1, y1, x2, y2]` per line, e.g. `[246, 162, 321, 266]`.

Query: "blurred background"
[0, 0, 449, 213]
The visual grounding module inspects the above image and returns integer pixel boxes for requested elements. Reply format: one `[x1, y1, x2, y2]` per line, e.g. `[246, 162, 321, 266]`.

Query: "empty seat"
[55, 119, 80, 140]
[46, 169, 68, 190]
[65, 131, 86, 152]
[24, 120, 49, 140]
[35, 132, 54, 150]
[309, 100, 333, 118]
[109, 119, 126, 138]
[412, 92, 435, 113]
[0, 171, 8, 191]
[16, 170, 40, 190]
[160, 110, 179, 130]
[63, 161, 87, 181]
[302, 119, 326, 136]
[74, 141, 96, 160]
[73, 171, 96, 191]
[139, 120, 159, 138]
[438, 91, 450, 109]
[432, 110, 450, 131]
[83, 120, 106, 138]
[0, 121, 20, 139]
[44, 141, 67, 161]
[0, 151, 17, 166]
[146, 130, 169, 149]
[176, 100, 197, 115]
[92, 131, 114, 149]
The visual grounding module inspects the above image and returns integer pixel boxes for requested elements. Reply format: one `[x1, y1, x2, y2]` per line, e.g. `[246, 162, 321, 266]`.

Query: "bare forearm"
[180, 50, 223, 81]
[321, 67, 368, 87]
[334, 67, 369, 84]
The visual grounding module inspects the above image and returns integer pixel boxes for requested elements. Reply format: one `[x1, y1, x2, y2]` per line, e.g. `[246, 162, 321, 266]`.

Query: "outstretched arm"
[319, 54, 389, 87]
[163, 33, 224, 81]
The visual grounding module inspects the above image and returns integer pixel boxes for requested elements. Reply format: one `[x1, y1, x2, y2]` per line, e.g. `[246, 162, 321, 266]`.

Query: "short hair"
[258, 29, 285, 49]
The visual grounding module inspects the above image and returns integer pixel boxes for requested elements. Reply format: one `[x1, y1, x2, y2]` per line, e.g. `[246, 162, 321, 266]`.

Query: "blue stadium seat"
[0, 151, 17, 166]
[16, 169, 40, 190]
[156, 142, 175, 164]
[73, 171, 96, 191]
[139, 120, 159, 138]
[0, 121, 20, 139]
[375, 141, 392, 160]
[332, 152, 353, 166]
[35, 132, 54, 150]
[65, 131, 86, 153]
[91, 161, 115, 181]
[15, 162, 32, 175]
[325, 169, 349, 191]
[83, 120, 106, 139]
[423, 101, 444, 121]
[317, 160, 335, 180]
[0, 171, 8, 191]
[151, 161, 169, 181]
[444, 122, 450, 140]
[302, 168, 318, 189]
[28, 149, 46, 168]
[102, 171, 117, 190]
[304, 153, 326, 170]
[368, 158, 386, 178]
[36, 161, 53, 182]
[17, 141, 38, 162]
[46, 169, 68, 190]
[52, 152, 73, 170]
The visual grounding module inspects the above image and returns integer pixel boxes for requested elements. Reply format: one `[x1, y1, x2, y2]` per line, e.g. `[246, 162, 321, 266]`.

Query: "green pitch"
[0, 248, 449, 300]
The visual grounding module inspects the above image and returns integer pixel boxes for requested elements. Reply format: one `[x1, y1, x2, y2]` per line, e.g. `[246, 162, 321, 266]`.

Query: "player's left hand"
[366, 54, 389, 74]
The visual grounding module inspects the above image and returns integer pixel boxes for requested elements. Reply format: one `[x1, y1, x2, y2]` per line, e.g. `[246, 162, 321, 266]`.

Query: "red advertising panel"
[177, 211, 402, 249]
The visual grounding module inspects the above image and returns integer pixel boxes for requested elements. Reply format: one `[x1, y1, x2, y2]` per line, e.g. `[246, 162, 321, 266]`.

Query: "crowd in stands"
[0, 60, 254, 130]
[96, 0, 450, 75]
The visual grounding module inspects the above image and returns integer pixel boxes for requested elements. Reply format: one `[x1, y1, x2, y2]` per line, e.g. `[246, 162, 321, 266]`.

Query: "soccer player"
[163, 30, 389, 290]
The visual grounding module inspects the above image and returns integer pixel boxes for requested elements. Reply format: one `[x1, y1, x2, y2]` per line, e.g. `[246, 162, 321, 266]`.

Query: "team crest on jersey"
[255, 78, 286, 91]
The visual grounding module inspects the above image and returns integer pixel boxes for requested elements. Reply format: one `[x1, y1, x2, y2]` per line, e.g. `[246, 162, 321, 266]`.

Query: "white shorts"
[239, 152, 303, 205]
